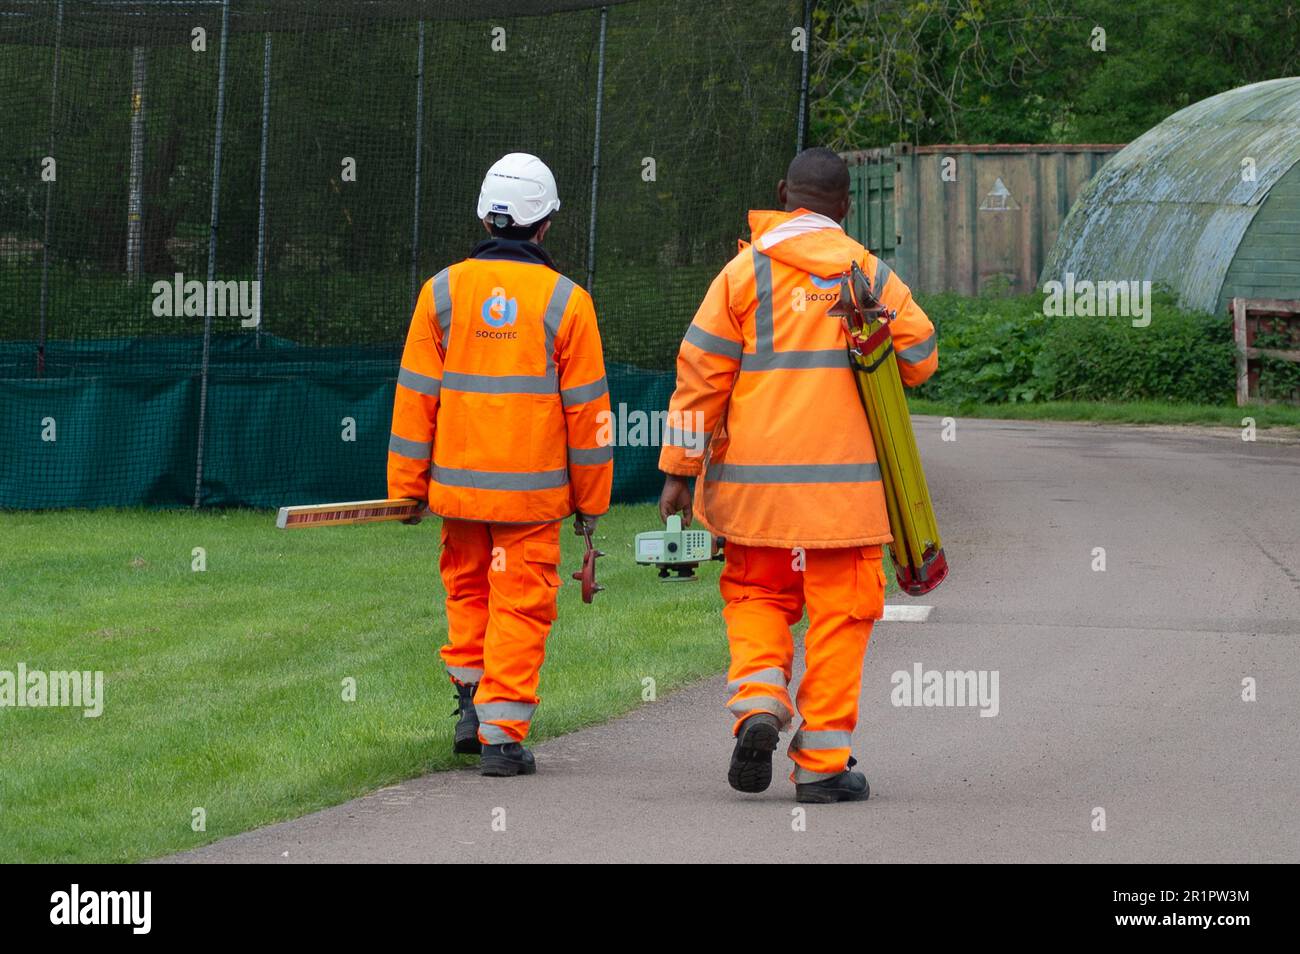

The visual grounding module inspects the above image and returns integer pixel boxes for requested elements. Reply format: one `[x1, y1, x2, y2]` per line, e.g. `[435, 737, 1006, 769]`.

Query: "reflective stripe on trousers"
[476, 700, 538, 723]
[727, 693, 794, 725]
[726, 666, 787, 694]
[789, 726, 853, 778]
[725, 666, 794, 727]
[791, 764, 847, 783]
[477, 724, 517, 745]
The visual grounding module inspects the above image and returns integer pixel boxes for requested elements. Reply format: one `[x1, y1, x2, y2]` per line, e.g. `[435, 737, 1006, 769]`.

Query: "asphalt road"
[173, 418, 1300, 863]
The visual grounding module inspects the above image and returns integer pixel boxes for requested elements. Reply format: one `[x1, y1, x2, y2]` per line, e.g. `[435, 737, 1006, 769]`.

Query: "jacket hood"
[745, 208, 865, 280]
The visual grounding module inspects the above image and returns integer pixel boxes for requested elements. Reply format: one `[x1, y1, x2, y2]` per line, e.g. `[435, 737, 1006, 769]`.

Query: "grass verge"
[0, 503, 727, 862]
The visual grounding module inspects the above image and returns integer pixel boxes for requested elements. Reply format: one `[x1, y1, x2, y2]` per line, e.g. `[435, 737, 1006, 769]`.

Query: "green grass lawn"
[909, 397, 1300, 430]
[0, 503, 736, 863]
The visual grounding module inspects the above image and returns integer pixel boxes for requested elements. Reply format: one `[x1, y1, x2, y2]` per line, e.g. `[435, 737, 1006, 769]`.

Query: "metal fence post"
[193, 0, 231, 508]
[255, 31, 272, 347]
[126, 46, 146, 281]
[796, 0, 811, 152]
[410, 20, 426, 311]
[37, 0, 64, 378]
[585, 6, 608, 293]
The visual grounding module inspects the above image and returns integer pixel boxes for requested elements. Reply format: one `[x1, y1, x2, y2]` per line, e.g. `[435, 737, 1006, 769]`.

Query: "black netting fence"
[0, 0, 808, 508]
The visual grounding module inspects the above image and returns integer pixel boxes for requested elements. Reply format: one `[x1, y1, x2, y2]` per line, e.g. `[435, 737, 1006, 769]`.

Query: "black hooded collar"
[469, 238, 556, 269]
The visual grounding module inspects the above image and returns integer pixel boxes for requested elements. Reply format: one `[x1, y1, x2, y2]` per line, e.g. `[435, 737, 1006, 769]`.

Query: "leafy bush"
[907, 294, 1051, 404]
[1254, 328, 1300, 402]
[912, 292, 1238, 406]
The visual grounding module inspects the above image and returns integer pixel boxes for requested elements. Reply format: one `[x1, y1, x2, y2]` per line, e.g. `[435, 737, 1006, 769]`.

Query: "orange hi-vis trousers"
[722, 542, 887, 782]
[438, 518, 562, 745]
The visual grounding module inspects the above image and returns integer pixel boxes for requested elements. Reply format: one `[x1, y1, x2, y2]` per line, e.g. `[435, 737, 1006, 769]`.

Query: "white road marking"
[883, 604, 933, 622]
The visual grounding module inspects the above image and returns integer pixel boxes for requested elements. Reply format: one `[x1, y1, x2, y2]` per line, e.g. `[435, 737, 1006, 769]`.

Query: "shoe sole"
[480, 756, 537, 777]
[795, 780, 871, 804]
[728, 719, 780, 793]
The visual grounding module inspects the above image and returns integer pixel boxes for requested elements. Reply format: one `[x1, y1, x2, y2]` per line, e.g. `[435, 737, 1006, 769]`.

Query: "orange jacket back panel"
[389, 240, 612, 523]
[658, 210, 938, 548]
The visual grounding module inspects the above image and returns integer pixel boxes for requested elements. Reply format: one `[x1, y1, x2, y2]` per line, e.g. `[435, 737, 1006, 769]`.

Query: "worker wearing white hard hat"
[476, 152, 563, 236]
[389, 151, 611, 778]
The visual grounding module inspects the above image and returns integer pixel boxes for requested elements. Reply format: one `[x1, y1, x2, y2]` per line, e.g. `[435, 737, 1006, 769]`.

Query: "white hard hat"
[476, 152, 561, 227]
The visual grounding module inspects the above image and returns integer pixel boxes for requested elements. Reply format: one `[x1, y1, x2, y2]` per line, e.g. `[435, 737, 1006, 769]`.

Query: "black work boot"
[480, 742, 537, 777]
[728, 712, 781, 793]
[452, 682, 481, 755]
[795, 756, 870, 804]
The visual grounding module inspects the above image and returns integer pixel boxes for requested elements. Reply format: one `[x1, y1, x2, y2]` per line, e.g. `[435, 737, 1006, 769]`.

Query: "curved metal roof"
[1042, 77, 1300, 312]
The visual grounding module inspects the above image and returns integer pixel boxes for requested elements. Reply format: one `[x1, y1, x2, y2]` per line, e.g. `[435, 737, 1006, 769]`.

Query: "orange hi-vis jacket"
[388, 239, 613, 523]
[658, 209, 938, 549]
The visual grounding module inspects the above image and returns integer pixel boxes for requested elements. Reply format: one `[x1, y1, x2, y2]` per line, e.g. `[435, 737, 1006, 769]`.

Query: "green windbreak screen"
[0, 0, 805, 509]
[0, 338, 679, 507]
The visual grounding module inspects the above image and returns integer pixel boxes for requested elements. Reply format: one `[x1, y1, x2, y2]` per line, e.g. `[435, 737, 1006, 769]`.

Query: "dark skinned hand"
[658, 475, 693, 526]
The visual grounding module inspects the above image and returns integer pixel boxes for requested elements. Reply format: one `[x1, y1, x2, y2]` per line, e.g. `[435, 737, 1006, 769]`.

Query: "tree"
[811, 0, 1300, 149]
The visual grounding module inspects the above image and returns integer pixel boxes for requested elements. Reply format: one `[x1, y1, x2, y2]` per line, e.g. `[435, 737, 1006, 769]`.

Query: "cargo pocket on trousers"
[522, 540, 562, 622]
[849, 546, 887, 621]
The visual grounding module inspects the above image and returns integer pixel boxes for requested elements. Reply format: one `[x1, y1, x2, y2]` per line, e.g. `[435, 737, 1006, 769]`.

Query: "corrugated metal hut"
[1041, 77, 1300, 313]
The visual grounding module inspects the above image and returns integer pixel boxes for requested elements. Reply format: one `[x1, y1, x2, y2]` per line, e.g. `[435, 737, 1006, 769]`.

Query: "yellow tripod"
[831, 262, 948, 596]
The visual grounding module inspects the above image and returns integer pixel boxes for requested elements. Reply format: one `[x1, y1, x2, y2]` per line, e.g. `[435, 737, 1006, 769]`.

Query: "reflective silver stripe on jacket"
[897, 333, 936, 365]
[569, 445, 613, 465]
[741, 349, 848, 371]
[873, 258, 893, 295]
[705, 462, 881, 485]
[753, 248, 774, 352]
[727, 666, 788, 694]
[543, 275, 574, 376]
[433, 267, 452, 343]
[431, 465, 568, 491]
[744, 248, 849, 371]
[398, 367, 441, 397]
[561, 375, 608, 407]
[683, 322, 743, 360]
[389, 433, 432, 459]
[442, 370, 558, 395]
[663, 426, 711, 449]
[432, 267, 570, 390]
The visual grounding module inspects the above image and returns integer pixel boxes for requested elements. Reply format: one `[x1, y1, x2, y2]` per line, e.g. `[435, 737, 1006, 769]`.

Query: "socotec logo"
[481, 286, 518, 328]
[791, 273, 843, 312]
